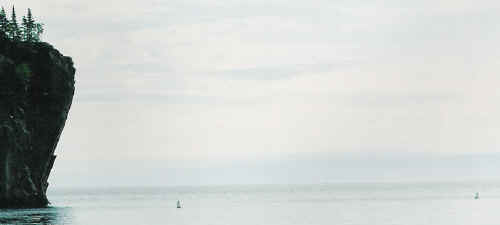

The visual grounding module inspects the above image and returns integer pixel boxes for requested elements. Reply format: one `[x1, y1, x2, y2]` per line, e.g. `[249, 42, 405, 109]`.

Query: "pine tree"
[21, 15, 27, 41]
[34, 22, 43, 42]
[0, 7, 8, 35]
[24, 8, 41, 42]
[9, 6, 20, 41]
[25, 8, 35, 42]
[0, 6, 44, 42]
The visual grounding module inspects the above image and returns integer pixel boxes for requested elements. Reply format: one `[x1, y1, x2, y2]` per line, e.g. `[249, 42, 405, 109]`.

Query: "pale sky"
[5, 0, 500, 187]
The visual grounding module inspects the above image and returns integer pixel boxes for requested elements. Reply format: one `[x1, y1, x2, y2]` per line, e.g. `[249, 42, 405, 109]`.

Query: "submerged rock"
[0, 33, 75, 208]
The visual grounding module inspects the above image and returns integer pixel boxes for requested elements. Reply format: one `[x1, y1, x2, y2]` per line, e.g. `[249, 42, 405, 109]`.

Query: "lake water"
[0, 181, 498, 225]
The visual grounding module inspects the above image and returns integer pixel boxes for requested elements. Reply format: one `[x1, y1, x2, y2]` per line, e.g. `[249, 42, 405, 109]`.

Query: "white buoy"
[177, 200, 182, 208]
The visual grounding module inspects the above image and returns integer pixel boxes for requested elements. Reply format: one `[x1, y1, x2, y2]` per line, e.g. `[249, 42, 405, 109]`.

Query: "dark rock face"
[0, 33, 75, 208]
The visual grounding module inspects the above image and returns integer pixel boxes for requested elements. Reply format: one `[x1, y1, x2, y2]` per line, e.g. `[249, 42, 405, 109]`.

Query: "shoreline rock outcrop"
[0, 33, 75, 208]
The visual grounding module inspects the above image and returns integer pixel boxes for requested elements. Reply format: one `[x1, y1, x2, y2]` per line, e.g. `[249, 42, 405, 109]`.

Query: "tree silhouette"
[0, 7, 8, 34]
[21, 8, 38, 42]
[27, 9, 35, 42]
[22, 15, 27, 40]
[34, 22, 44, 42]
[28, 9, 43, 42]
[0, 6, 44, 42]
[9, 6, 20, 41]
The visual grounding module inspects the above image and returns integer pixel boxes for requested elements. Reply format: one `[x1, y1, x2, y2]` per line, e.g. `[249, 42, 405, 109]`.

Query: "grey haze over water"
[2, 182, 500, 224]
[5, 0, 500, 187]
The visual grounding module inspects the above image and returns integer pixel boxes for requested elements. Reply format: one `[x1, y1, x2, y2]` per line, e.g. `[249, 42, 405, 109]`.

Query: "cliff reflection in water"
[0, 207, 72, 224]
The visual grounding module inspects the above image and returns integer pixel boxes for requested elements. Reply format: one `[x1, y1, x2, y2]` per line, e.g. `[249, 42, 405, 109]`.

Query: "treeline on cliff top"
[0, 6, 43, 43]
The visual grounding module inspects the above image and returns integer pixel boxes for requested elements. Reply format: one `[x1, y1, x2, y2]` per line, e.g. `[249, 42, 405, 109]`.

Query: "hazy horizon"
[48, 151, 500, 187]
[5, 0, 500, 187]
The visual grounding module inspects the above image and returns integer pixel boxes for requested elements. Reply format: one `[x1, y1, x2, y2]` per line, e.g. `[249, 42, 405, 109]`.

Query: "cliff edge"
[0, 33, 75, 208]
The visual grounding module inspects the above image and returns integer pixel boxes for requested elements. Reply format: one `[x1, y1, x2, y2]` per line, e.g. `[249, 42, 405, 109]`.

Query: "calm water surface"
[0, 181, 498, 224]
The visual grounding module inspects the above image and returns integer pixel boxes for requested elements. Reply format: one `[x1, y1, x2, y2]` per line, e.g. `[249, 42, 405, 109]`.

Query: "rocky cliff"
[0, 33, 75, 208]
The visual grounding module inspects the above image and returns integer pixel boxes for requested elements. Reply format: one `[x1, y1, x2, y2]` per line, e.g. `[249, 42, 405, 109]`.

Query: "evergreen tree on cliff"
[29, 8, 44, 42]
[21, 8, 39, 42]
[0, 6, 43, 42]
[34, 22, 44, 42]
[21, 16, 27, 41]
[0, 7, 8, 34]
[9, 6, 20, 41]
[27, 9, 35, 41]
